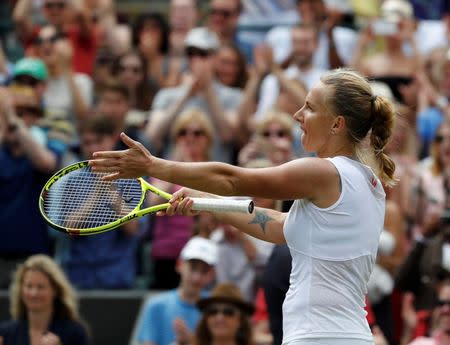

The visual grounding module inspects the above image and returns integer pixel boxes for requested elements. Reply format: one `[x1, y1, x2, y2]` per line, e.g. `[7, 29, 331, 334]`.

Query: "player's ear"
[331, 115, 346, 135]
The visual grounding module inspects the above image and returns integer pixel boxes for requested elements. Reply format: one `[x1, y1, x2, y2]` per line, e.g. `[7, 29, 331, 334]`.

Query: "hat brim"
[197, 296, 255, 315]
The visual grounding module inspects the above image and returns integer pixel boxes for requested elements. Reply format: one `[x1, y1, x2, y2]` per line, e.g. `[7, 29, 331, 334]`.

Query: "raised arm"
[89, 133, 340, 204]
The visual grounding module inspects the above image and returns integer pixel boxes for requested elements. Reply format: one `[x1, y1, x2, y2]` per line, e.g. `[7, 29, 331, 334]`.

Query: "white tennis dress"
[282, 156, 386, 345]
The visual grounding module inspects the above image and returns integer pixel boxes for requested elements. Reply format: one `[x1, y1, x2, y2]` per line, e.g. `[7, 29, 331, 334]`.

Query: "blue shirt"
[0, 147, 60, 254]
[417, 106, 444, 156]
[137, 289, 202, 345]
[63, 229, 139, 289]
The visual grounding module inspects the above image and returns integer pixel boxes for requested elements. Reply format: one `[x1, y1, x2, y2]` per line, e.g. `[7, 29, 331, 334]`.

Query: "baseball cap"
[184, 27, 220, 51]
[180, 236, 218, 266]
[381, 0, 414, 23]
[13, 57, 48, 81]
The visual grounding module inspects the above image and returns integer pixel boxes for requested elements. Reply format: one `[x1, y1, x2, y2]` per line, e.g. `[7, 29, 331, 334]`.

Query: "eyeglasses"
[262, 129, 288, 138]
[437, 299, 450, 307]
[34, 32, 66, 45]
[44, 1, 66, 10]
[205, 306, 239, 317]
[177, 129, 206, 138]
[186, 47, 210, 58]
[209, 8, 235, 18]
[118, 65, 142, 74]
[14, 76, 42, 87]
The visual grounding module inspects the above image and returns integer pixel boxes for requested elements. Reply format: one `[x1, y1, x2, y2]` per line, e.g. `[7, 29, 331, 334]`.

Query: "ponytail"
[370, 95, 397, 187]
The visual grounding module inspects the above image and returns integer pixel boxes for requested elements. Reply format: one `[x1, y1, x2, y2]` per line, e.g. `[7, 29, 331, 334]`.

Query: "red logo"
[371, 177, 377, 188]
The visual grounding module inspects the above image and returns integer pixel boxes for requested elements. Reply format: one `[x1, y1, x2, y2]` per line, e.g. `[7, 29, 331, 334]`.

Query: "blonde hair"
[321, 68, 396, 187]
[255, 110, 294, 140]
[9, 254, 81, 321]
[170, 108, 214, 145]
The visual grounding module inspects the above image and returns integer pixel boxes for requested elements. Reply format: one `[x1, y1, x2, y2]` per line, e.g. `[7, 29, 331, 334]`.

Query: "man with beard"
[255, 23, 325, 119]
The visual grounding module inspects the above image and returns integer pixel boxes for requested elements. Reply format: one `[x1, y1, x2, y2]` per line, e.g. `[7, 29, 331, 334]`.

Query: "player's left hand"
[164, 187, 211, 216]
[89, 132, 153, 180]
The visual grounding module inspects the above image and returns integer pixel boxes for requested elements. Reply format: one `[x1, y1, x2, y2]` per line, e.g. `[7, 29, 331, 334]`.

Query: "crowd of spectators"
[1, 0, 450, 344]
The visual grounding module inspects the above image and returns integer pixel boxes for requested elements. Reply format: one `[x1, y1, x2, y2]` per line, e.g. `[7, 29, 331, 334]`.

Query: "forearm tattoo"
[249, 210, 274, 233]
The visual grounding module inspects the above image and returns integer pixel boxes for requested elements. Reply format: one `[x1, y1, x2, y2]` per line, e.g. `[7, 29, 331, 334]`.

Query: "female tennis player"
[90, 68, 396, 345]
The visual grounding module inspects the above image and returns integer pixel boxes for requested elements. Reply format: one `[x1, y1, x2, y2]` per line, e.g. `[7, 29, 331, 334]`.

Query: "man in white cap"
[135, 236, 218, 345]
[144, 26, 242, 164]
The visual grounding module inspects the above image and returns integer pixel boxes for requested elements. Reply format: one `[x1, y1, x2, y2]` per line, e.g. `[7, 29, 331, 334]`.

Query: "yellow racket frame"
[39, 161, 175, 235]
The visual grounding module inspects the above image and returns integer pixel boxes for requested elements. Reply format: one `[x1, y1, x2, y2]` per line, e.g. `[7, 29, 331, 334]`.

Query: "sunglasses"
[118, 65, 142, 74]
[15, 106, 43, 118]
[44, 1, 66, 10]
[209, 8, 235, 18]
[437, 299, 450, 307]
[177, 129, 206, 138]
[34, 32, 66, 45]
[14, 76, 42, 87]
[186, 47, 210, 58]
[205, 306, 239, 317]
[262, 130, 288, 138]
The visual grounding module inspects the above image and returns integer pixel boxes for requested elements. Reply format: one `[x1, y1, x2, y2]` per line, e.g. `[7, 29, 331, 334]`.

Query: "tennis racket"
[39, 161, 254, 236]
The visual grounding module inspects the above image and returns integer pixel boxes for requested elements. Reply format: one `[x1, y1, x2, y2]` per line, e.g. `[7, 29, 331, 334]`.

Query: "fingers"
[120, 132, 138, 148]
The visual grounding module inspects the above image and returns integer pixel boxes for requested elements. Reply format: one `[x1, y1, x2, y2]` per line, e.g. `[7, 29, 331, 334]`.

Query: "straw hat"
[197, 283, 255, 315]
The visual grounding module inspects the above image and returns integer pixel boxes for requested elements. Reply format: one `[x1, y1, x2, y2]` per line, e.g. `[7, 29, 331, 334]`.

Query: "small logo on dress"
[371, 177, 377, 188]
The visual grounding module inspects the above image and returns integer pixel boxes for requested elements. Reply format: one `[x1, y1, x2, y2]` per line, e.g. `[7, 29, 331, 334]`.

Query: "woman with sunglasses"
[401, 279, 450, 345]
[190, 282, 254, 345]
[147, 108, 215, 289]
[90, 68, 396, 345]
[111, 50, 158, 113]
[238, 110, 296, 167]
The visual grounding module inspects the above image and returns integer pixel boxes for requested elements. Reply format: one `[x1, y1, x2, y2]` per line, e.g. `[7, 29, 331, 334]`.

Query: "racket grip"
[190, 198, 254, 214]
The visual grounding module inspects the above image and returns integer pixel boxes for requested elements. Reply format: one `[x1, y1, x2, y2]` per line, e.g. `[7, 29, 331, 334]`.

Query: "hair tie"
[371, 95, 378, 104]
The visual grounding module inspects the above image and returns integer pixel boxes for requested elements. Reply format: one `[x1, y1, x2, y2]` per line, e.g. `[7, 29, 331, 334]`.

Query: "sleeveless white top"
[282, 156, 386, 344]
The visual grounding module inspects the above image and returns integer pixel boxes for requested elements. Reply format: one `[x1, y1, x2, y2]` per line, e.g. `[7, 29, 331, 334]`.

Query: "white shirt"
[255, 65, 325, 118]
[265, 25, 358, 69]
[282, 156, 385, 344]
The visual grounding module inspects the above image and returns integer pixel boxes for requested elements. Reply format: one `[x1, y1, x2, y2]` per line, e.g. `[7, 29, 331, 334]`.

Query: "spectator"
[144, 27, 242, 163]
[0, 254, 89, 345]
[192, 282, 255, 345]
[401, 279, 450, 345]
[206, 0, 253, 63]
[35, 25, 93, 143]
[135, 236, 217, 345]
[111, 49, 157, 112]
[215, 44, 248, 89]
[416, 49, 450, 158]
[265, 0, 358, 70]
[351, 0, 422, 103]
[13, 0, 98, 75]
[395, 124, 450, 310]
[168, 0, 199, 56]
[148, 108, 214, 289]
[256, 24, 323, 119]
[56, 115, 140, 289]
[10, 56, 48, 105]
[238, 110, 297, 167]
[212, 223, 258, 302]
[133, 12, 181, 88]
[0, 85, 61, 288]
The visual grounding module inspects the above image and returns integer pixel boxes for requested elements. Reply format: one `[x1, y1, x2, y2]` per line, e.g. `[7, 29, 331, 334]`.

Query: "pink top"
[150, 184, 194, 259]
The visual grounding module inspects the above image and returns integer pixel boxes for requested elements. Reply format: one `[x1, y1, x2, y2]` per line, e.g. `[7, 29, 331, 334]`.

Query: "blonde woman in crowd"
[0, 254, 89, 345]
[147, 108, 215, 289]
[238, 110, 297, 167]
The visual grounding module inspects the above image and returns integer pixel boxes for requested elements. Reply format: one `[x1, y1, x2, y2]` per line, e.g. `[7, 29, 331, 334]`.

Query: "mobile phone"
[371, 19, 398, 36]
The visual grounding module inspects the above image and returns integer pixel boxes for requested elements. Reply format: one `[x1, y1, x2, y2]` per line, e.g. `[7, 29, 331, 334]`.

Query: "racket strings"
[43, 167, 142, 229]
